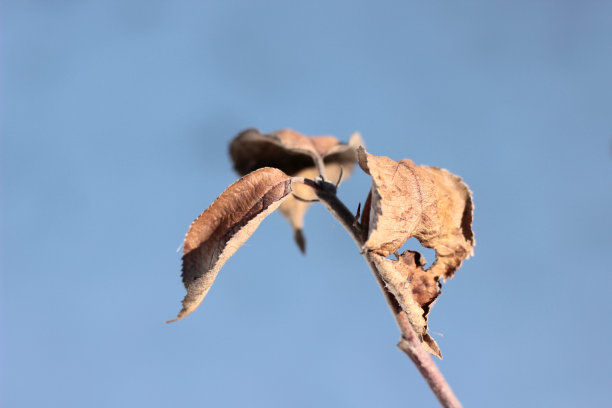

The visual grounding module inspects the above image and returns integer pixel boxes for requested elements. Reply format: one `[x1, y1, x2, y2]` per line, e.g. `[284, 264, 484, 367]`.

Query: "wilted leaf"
[357, 147, 474, 280]
[357, 148, 474, 357]
[230, 128, 363, 252]
[167, 167, 292, 323]
[230, 128, 362, 175]
[370, 250, 442, 358]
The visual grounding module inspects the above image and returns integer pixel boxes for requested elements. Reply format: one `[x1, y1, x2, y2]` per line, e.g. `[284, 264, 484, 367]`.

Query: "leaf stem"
[314, 156, 328, 182]
[299, 177, 462, 408]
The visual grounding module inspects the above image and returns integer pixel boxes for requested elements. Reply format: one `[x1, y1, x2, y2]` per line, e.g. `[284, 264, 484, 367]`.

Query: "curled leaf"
[370, 250, 442, 358]
[230, 128, 363, 252]
[167, 167, 292, 323]
[357, 147, 474, 357]
[357, 147, 474, 280]
[230, 128, 362, 176]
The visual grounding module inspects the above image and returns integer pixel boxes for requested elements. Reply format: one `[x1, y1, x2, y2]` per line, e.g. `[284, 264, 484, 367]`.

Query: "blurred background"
[2, 1, 611, 407]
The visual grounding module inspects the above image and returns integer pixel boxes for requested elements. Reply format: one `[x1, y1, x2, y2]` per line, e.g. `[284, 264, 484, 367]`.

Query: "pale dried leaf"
[357, 147, 474, 280]
[167, 167, 292, 323]
[230, 128, 363, 252]
[275, 129, 339, 158]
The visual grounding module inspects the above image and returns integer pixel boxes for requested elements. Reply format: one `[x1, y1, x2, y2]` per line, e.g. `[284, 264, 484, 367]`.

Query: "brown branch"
[300, 177, 462, 408]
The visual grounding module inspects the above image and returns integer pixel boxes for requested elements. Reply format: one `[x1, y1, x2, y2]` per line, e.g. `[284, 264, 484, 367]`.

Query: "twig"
[300, 177, 462, 408]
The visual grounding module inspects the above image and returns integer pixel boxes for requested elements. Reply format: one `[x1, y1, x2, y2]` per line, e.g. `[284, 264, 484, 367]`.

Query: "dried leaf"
[357, 147, 474, 280]
[370, 250, 442, 358]
[167, 167, 292, 323]
[357, 147, 474, 357]
[230, 128, 363, 252]
[230, 128, 363, 175]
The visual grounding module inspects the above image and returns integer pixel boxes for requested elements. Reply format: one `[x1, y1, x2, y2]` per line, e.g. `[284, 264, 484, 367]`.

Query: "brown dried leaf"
[357, 147, 474, 280]
[229, 128, 363, 176]
[230, 128, 363, 252]
[370, 250, 442, 358]
[167, 167, 292, 323]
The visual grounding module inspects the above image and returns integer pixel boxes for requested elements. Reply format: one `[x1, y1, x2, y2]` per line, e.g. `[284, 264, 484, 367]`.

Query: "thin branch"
[299, 177, 462, 408]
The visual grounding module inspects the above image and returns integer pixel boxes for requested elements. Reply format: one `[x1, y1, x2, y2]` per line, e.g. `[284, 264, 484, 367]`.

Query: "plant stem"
[302, 178, 462, 408]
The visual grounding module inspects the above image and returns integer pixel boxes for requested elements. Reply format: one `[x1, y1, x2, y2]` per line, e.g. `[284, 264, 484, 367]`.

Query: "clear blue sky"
[2, 1, 612, 407]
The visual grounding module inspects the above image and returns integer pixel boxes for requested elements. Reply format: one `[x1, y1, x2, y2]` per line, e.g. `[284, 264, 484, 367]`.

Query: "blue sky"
[2, 1, 612, 407]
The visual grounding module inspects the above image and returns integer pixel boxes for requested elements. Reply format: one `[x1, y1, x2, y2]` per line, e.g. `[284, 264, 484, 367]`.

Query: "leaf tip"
[166, 305, 191, 324]
[294, 228, 306, 254]
[422, 333, 442, 359]
[348, 131, 365, 149]
[356, 146, 370, 174]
